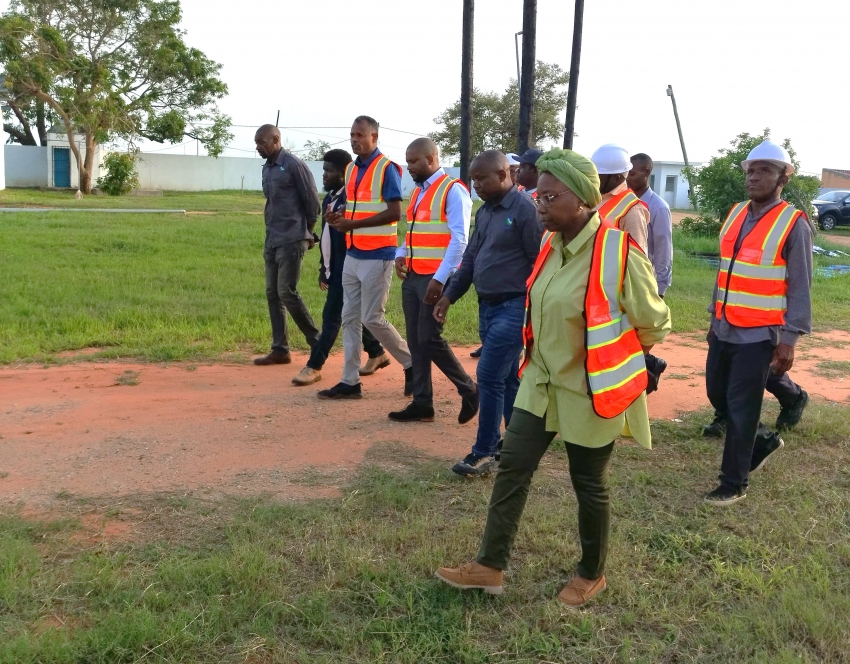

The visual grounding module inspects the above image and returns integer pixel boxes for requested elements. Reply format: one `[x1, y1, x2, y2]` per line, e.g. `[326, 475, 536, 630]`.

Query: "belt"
[478, 292, 526, 305]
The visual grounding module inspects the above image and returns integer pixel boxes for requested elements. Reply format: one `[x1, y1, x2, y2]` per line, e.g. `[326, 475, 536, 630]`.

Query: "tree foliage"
[684, 129, 820, 223]
[97, 151, 139, 195]
[0, 0, 232, 192]
[429, 61, 569, 162]
[301, 139, 331, 162]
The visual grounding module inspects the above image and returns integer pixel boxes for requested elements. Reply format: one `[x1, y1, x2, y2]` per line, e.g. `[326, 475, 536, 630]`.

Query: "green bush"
[679, 214, 722, 238]
[97, 152, 139, 196]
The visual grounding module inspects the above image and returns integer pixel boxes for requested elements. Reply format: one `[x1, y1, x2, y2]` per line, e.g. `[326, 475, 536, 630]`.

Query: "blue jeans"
[471, 297, 525, 458]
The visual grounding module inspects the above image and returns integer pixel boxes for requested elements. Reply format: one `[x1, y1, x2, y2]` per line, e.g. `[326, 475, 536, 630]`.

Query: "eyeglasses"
[535, 190, 570, 208]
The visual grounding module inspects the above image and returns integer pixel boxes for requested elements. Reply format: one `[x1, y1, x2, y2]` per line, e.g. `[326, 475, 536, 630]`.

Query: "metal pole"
[517, 0, 537, 153]
[563, 0, 584, 149]
[666, 85, 696, 208]
[275, 110, 280, 128]
[460, 0, 474, 186]
[514, 31, 522, 97]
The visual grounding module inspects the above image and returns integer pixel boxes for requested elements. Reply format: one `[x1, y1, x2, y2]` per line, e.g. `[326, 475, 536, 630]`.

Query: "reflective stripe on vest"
[519, 220, 648, 419]
[598, 189, 643, 229]
[405, 173, 458, 275]
[344, 154, 402, 251]
[716, 200, 801, 327]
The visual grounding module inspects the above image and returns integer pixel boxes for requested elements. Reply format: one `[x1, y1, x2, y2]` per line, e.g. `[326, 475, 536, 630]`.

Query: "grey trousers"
[341, 256, 411, 386]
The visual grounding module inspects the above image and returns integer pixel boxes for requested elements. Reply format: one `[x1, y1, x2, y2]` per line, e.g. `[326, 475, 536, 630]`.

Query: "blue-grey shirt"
[639, 187, 673, 295]
[261, 148, 321, 249]
[444, 186, 543, 303]
[346, 148, 403, 261]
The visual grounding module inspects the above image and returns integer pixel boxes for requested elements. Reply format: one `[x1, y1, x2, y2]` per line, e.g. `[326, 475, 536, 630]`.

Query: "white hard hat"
[741, 140, 795, 175]
[591, 143, 631, 175]
[506, 152, 520, 166]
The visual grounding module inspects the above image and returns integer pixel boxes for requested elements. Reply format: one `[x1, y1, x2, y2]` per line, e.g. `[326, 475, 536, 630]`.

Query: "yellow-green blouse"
[513, 214, 671, 449]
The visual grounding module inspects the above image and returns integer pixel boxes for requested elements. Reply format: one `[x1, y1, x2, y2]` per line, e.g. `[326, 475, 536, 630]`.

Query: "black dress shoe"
[317, 382, 362, 400]
[776, 390, 809, 431]
[470, 346, 483, 358]
[702, 415, 726, 439]
[253, 351, 292, 366]
[388, 402, 435, 422]
[404, 367, 414, 397]
[458, 387, 479, 424]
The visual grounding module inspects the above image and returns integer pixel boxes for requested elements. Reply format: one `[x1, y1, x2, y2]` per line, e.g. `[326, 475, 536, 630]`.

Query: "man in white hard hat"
[703, 140, 813, 507]
[591, 144, 649, 253]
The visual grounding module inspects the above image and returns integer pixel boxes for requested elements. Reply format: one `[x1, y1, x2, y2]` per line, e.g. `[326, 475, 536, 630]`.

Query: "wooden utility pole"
[563, 0, 584, 149]
[460, 0, 474, 186]
[666, 85, 696, 208]
[517, 0, 536, 153]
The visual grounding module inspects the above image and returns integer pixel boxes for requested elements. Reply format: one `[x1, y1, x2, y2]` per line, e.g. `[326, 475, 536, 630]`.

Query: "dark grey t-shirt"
[444, 186, 543, 303]
[262, 149, 321, 249]
[709, 199, 813, 346]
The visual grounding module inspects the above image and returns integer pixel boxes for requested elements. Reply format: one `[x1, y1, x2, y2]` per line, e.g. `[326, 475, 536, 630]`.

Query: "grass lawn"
[2, 402, 849, 662]
[2, 202, 850, 363]
[0, 188, 266, 213]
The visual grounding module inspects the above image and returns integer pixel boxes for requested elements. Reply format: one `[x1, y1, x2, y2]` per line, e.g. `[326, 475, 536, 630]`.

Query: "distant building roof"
[823, 168, 850, 178]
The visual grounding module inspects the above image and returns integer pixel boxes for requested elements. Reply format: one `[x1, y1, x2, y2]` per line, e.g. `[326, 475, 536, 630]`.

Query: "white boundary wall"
[4, 145, 48, 187]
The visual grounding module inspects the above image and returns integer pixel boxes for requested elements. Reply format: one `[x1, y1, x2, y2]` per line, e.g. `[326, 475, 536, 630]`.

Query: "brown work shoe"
[292, 367, 321, 385]
[359, 353, 391, 376]
[557, 575, 606, 608]
[434, 561, 503, 595]
[253, 351, 291, 366]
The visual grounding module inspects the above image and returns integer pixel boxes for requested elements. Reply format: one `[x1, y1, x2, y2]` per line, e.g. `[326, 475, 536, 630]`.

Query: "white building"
[648, 161, 698, 209]
[45, 125, 102, 189]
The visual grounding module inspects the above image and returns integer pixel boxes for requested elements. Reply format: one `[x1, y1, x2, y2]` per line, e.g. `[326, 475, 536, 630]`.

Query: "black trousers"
[477, 409, 614, 580]
[264, 241, 319, 354]
[401, 272, 476, 408]
[307, 275, 383, 370]
[705, 334, 776, 489]
[713, 371, 801, 420]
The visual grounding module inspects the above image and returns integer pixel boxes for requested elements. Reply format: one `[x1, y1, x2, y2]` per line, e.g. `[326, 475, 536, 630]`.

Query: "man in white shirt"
[627, 153, 673, 296]
[391, 138, 479, 423]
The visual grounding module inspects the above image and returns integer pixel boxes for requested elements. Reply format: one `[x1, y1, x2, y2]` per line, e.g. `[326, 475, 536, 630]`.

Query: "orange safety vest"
[716, 200, 802, 327]
[344, 152, 403, 251]
[598, 188, 645, 229]
[405, 173, 464, 275]
[520, 221, 648, 419]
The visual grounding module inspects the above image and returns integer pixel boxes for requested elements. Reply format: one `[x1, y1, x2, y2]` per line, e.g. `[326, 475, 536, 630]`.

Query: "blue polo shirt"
[347, 148, 403, 261]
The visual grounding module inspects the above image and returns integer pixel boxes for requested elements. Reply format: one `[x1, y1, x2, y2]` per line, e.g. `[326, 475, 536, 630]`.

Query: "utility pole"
[517, 0, 536, 153]
[460, 0, 474, 186]
[275, 110, 280, 128]
[562, 0, 584, 149]
[666, 85, 696, 208]
[514, 31, 522, 97]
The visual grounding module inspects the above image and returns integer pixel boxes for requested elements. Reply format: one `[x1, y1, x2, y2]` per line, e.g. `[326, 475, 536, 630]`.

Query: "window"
[650, 174, 656, 191]
[665, 175, 676, 193]
[818, 190, 850, 202]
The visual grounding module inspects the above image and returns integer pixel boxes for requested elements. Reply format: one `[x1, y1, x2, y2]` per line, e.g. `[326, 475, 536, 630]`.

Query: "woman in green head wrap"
[435, 147, 671, 608]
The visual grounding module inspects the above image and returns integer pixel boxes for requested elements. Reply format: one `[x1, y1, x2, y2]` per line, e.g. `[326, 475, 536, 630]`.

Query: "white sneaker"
[292, 367, 321, 386]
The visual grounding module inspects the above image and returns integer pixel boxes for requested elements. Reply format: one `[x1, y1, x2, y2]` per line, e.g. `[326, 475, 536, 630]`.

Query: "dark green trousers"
[476, 408, 614, 580]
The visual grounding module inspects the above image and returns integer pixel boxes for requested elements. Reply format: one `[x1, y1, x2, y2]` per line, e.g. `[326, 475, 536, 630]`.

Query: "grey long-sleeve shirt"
[709, 199, 813, 346]
[639, 187, 673, 295]
[443, 186, 543, 304]
[261, 148, 321, 249]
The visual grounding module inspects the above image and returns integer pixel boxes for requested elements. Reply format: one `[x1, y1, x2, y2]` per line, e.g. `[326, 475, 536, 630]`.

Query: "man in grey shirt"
[434, 150, 543, 476]
[627, 153, 672, 296]
[703, 141, 813, 507]
[253, 124, 321, 365]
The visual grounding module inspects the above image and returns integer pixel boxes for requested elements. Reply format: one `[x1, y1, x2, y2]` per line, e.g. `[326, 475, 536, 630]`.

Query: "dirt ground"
[2, 332, 849, 510]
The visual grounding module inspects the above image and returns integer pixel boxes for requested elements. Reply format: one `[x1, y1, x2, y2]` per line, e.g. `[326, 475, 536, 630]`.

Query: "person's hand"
[327, 212, 356, 232]
[394, 257, 408, 280]
[433, 295, 451, 323]
[319, 275, 329, 292]
[706, 328, 715, 343]
[424, 279, 444, 305]
[770, 343, 795, 375]
[307, 238, 316, 250]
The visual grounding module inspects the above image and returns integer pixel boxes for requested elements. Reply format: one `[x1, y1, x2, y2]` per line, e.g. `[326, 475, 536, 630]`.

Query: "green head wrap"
[535, 147, 602, 208]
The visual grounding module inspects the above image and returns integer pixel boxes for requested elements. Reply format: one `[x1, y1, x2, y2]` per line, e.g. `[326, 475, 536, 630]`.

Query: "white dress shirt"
[396, 168, 472, 284]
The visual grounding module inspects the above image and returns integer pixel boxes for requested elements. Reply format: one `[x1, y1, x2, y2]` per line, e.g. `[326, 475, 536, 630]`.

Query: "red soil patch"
[2, 334, 849, 508]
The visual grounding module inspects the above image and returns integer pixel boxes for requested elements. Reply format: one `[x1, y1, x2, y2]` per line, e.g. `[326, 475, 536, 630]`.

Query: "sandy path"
[2, 333, 849, 507]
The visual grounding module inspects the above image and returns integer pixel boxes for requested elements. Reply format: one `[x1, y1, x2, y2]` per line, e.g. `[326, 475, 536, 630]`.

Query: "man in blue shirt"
[318, 116, 412, 399]
[627, 153, 672, 296]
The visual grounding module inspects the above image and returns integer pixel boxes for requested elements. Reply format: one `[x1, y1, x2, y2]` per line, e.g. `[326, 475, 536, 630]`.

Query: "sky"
[5, 0, 849, 175]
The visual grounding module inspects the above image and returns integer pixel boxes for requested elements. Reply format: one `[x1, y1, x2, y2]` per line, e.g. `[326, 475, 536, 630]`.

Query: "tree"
[2, 89, 54, 145]
[301, 139, 331, 162]
[0, 0, 232, 193]
[684, 129, 820, 223]
[430, 61, 569, 162]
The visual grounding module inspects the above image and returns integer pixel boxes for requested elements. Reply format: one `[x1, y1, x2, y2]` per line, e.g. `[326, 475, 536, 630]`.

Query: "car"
[812, 190, 850, 230]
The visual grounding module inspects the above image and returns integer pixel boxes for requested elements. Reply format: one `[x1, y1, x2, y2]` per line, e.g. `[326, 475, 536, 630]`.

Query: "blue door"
[53, 147, 71, 188]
